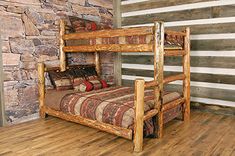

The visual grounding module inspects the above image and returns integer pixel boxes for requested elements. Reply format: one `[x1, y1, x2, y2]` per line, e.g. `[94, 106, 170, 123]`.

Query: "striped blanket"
[60, 86, 181, 136]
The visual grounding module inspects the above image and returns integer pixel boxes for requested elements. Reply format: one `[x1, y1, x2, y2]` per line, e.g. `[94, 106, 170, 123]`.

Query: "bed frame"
[38, 19, 190, 152]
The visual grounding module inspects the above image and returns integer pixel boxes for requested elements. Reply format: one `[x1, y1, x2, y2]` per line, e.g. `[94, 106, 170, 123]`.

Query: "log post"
[153, 21, 164, 138]
[94, 52, 101, 77]
[38, 62, 46, 118]
[133, 79, 145, 152]
[183, 27, 191, 122]
[59, 19, 66, 72]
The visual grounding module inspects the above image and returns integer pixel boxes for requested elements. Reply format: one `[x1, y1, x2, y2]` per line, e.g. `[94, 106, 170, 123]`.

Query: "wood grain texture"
[122, 6, 235, 26]
[63, 44, 153, 53]
[133, 79, 145, 152]
[38, 63, 46, 119]
[154, 22, 165, 138]
[122, 69, 235, 85]
[0, 111, 234, 155]
[183, 27, 191, 121]
[63, 27, 153, 40]
[44, 106, 133, 140]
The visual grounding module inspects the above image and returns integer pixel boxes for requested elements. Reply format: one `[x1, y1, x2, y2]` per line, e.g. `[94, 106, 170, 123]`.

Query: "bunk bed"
[38, 19, 190, 152]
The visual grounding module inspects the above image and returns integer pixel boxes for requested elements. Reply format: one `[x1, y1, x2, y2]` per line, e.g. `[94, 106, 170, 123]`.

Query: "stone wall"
[0, 0, 113, 124]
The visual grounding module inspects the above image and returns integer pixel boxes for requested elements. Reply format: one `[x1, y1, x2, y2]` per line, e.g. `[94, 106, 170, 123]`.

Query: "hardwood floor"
[0, 110, 234, 156]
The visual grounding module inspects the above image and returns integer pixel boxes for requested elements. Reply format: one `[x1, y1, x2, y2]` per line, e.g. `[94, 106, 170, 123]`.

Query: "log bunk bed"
[38, 19, 190, 152]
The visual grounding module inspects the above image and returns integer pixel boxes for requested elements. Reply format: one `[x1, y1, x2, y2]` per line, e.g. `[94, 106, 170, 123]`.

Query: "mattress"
[45, 86, 182, 136]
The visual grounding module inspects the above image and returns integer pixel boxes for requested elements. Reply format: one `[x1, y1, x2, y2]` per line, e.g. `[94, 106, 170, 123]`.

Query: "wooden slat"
[122, 80, 235, 102]
[162, 98, 185, 111]
[63, 27, 153, 40]
[191, 39, 235, 51]
[121, 0, 212, 13]
[122, 69, 235, 85]
[170, 23, 235, 35]
[163, 74, 185, 84]
[122, 55, 235, 68]
[165, 84, 235, 102]
[44, 106, 133, 140]
[165, 50, 186, 56]
[143, 109, 158, 121]
[63, 44, 153, 53]
[122, 6, 235, 26]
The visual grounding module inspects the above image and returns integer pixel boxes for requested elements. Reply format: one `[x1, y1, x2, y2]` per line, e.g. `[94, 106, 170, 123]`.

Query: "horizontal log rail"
[44, 106, 133, 140]
[63, 26, 153, 40]
[144, 80, 158, 88]
[63, 44, 153, 53]
[165, 30, 186, 36]
[162, 97, 185, 112]
[165, 50, 186, 56]
[143, 109, 158, 121]
[163, 74, 185, 84]
[44, 64, 95, 72]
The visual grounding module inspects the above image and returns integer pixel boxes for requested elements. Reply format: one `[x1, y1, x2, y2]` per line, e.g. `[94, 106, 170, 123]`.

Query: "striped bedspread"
[60, 86, 181, 136]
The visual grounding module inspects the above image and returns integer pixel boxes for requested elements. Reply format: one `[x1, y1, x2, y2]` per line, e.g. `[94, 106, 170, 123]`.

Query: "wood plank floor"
[0, 110, 234, 156]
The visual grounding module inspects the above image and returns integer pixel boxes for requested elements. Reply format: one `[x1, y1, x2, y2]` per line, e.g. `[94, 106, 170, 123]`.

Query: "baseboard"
[191, 102, 235, 116]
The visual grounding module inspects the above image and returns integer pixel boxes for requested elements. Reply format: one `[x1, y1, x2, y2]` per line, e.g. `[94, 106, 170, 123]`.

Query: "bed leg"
[38, 62, 46, 119]
[133, 79, 145, 152]
[157, 111, 163, 138]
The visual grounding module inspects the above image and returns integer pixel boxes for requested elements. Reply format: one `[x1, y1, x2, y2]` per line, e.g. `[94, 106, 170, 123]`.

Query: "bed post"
[38, 62, 46, 118]
[133, 79, 145, 152]
[95, 52, 101, 76]
[59, 19, 66, 72]
[153, 21, 164, 138]
[183, 27, 191, 122]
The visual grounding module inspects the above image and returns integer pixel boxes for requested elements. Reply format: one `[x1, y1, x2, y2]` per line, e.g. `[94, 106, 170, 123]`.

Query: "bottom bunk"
[44, 86, 183, 139]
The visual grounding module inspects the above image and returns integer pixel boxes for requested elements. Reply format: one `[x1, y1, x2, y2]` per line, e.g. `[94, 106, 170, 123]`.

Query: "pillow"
[48, 70, 73, 91]
[68, 16, 111, 33]
[74, 79, 109, 92]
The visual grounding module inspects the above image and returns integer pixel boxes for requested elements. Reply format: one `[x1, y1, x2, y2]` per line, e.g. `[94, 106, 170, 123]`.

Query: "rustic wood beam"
[144, 80, 158, 88]
[44, 106, 132, 140]
[162, 98, 185, 112]
[94, 52, 101, 76]
[59, 19, 66, 72]
[63, 27, 153, 40]
[163, 74, 186, 84]
[63, 44, 153, 53]
[38, 62, 46, 118]
[153, 21, 165, 138]
[183, 27, 191, 122]
[134, 79, 145, 152]
[143, 109, 158, 121]
[165, 30, 186, 36]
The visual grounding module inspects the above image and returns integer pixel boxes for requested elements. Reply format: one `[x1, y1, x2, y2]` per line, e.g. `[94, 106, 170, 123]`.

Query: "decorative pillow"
[48, 70, 73, 91]
[75, 81, 93, 92]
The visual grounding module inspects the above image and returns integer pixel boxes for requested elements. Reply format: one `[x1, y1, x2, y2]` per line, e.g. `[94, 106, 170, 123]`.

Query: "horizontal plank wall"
[120, 0, 235, 107]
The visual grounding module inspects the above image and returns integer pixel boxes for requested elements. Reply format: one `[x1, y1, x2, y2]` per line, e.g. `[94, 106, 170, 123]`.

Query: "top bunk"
[60, 20, 188, 55]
